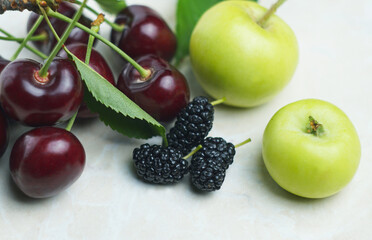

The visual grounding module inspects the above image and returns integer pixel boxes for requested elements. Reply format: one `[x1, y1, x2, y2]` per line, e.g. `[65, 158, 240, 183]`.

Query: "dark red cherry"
[111, 5, 177, 61]
[0, 110, 8, 157]
[0, 58, 83, 126]
[27, 2, 93, 54]
[10, 127, 85, 198]
[58, 43, 115, 118]
[117, 55, 189, 122]
[0, 56, 10, 74]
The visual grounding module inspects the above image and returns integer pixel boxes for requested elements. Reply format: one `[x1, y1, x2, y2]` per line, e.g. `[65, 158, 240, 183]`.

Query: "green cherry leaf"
[94, 0, 127, 14]
[175, 0, 258, 65]
[67, 52, 167, 143]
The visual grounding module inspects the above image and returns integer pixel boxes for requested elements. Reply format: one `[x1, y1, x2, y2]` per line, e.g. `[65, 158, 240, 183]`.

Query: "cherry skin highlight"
[0, 58, 83, 126]
[111, 5, 177, 61]
[27, 2, 93, 54]
[59, 43, 115, 118]
[116, 55, 189, 122]
[10, 127, 85, 198]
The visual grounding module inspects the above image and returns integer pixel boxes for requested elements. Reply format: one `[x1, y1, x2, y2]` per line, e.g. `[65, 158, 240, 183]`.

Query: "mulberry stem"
[234, 138, 252, 148]
[183, 145, 202, 159]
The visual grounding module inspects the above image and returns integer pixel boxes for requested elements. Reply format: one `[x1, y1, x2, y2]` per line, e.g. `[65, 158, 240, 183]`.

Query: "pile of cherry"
[0, 3, 190, 198]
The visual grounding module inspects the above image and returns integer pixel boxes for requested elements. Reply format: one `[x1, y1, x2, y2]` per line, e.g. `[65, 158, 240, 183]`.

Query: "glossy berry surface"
[59, 43, 115, 118]
[111, 5, 177, 61]
[27, 2, 93, 54]
[167, 96, 214, 155]
[0, 56, 10, 74]
[0, 110, 8, 157]
[10, 127, 85, 198]
[133, 143, 188, 184]
[190, 137, 236, 191]
[0, 58, 83, 126]
[117, 55, 189, 122]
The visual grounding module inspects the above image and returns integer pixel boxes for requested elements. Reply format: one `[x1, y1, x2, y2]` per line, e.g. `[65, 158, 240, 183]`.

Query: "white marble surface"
[0, 0, 371, 239]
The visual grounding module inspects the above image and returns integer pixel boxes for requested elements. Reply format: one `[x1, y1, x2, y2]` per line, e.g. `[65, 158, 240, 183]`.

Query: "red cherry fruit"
[10, 127, 85, 198]
[27, 2, 93, 54]
[111, 5, 177, 61]
[0, 56, 10, 74]
[116, 55, 190, 122]
[0, 110, 8, 157]
[58, 43, 115, 118]
[0, 58, 83, 126]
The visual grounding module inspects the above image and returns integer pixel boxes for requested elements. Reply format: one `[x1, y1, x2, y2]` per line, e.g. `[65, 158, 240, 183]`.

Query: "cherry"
[0, 110, 8, 157]
[58, 43, 115, 118]
[10, 127, 85, 198]
[0, 58, 83, 126]
[0, 56, 10, 74]
[111, 5, 177, 61]
[27, 2, 93, 54]
[116, 55, 190, 122]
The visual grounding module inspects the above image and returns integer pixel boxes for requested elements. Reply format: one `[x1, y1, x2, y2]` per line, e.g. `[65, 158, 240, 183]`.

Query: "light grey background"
[0, 0, 371, 239]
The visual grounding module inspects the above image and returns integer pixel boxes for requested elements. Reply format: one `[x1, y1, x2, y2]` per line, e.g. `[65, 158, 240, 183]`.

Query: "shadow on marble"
[74, 117, 99, 127]
[187, 181, 216, 197]
[255, 152, 336, 204]
[6, 174, 52, 204]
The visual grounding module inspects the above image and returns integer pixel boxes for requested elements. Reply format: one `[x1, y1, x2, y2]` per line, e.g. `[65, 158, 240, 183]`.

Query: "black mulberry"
[133, 144, 189, 184]
[190, 137, 236, 191]
[167, 96, 214, 155]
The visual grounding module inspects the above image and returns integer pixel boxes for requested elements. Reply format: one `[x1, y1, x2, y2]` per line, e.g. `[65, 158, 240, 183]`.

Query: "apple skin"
[190, 1, 298, 107]
[262, 99, 361, 198]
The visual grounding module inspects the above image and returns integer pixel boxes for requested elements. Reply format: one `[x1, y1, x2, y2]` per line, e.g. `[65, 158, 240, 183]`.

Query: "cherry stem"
[211, 97, 226, 106]
[257, 0, 287, 27]
[40, 7, 61, 41]
[73, 0, 125, 32]
[47, 9, 152, 79]
[234, 138, 252, 149]
[183, 145, 202, 159]
[10, 15, 44, 61]
[85, 33, 95, 64]
[66, 15, 102, 132]
[0, 29, 47, 59]
[65, 112, 78, 132]
[0, 0, 60, 14]
[85, 15, 102, 64]
[0, 33, 47, 42]
[38, 0, 87, 77]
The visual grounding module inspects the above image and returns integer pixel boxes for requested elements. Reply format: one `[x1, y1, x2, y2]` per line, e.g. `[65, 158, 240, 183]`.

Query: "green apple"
[262, 99, 361, 198]
[190, 0, 298, 107]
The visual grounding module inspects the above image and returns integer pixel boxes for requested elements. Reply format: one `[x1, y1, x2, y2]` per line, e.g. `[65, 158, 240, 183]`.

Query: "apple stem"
[73, 0, 125, 32]
[211, 97, 226, 106]
[38, 0, 87, 77]
[10, 15, 44, 61]
[257, 0, 287, 27]
[306, 116, 324, 136]
[47, 9, 152, 79]
[183, 145, 202, 159]
[234, 138, 252, 149]
[0, 28, 48, 59]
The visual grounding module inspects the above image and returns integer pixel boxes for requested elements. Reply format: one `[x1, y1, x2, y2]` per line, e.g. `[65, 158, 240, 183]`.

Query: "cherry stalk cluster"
[0, 0, 189, 198]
